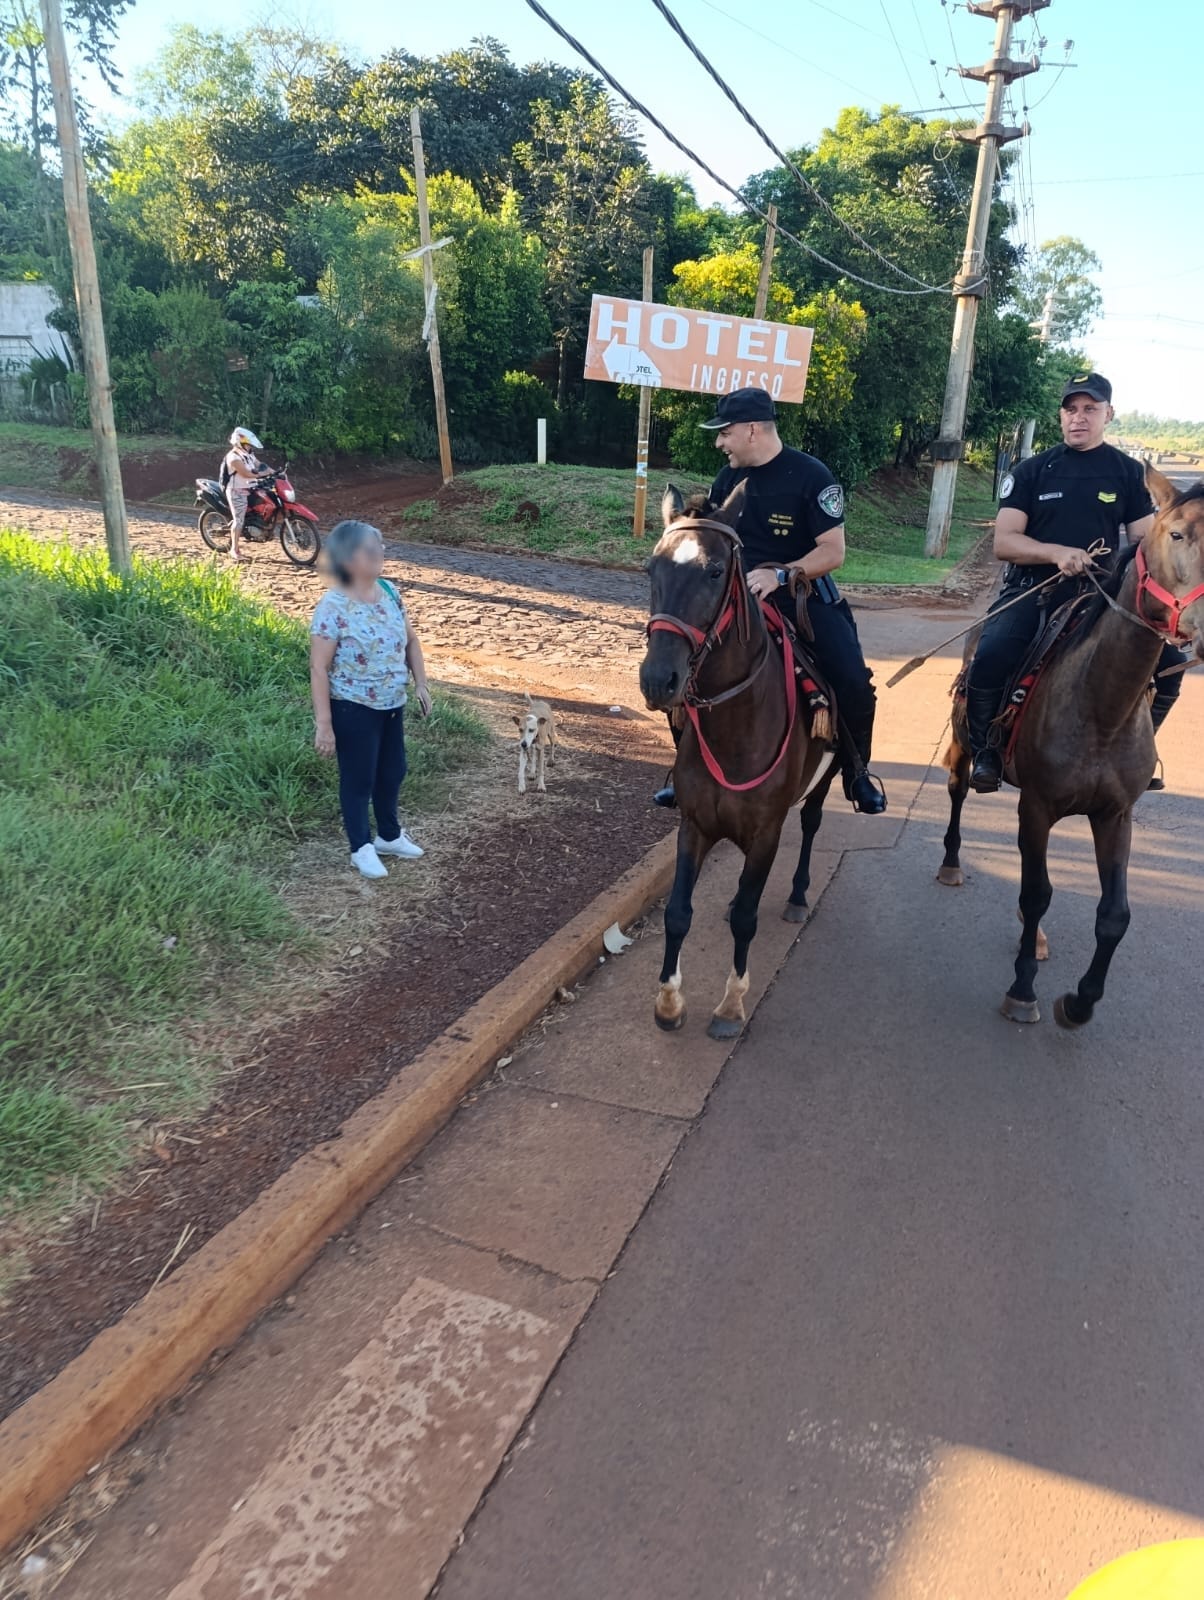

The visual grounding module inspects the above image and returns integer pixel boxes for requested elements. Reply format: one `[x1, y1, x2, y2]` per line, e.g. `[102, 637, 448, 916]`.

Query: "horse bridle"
[646, 517, 768, 709]
[1084, 542, 1204, 646]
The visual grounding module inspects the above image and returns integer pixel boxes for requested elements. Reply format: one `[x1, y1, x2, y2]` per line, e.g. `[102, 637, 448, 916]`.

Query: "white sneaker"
[351, 843, 388, 879]
[374, 830, 424, 860]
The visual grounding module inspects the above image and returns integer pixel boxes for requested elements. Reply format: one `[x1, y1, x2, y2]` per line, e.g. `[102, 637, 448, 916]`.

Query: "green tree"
[1014, 235, 1102, 346]
[514, 80, 654, 404]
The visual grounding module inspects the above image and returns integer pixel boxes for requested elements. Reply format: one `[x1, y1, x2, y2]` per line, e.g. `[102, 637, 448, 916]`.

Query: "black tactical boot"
[966, 683, 1004, 793]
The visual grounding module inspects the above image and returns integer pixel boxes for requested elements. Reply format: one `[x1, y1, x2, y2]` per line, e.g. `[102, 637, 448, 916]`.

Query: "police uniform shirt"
[997, 442, 1154, 583]
[711, 446, 845, 604]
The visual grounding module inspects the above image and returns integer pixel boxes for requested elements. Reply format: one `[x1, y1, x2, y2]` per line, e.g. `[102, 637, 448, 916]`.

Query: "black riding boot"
[652, 715, 683, 807]
[837, 704, 886, 815]
[1147, 682, 1179, 791]
[966, 683, 1004, 793]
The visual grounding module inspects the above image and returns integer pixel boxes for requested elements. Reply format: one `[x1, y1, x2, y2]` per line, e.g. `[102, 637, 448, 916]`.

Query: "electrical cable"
[645, 0, 953, 291]
[694, 0, 884, 103]
[879, 0, 923, 106]
[523, 0, 954, 296]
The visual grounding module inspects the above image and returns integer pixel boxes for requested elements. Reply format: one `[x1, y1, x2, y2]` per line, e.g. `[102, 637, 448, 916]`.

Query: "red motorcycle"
[194, 464, 322, 567]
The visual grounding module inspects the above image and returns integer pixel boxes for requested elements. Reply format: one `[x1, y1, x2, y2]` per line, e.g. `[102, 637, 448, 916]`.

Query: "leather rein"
[647, 518, 798, 792]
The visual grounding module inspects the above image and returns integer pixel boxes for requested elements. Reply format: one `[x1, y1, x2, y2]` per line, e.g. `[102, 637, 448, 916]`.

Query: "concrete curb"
[0, 832, 679, 1555]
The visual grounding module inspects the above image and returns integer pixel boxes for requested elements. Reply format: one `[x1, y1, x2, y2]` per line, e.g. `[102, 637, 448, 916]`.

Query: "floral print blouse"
[310, 581, 410, 709]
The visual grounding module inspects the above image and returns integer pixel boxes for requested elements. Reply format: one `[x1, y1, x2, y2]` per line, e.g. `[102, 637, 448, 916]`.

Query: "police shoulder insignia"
[1098, 491, 1118, 503]
[817, 483, 844, 518]
[999, 472, 1015, 500]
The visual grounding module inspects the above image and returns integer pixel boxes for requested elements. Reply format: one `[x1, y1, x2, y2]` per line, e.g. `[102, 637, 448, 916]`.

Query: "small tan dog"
[514, 693, 557, 793]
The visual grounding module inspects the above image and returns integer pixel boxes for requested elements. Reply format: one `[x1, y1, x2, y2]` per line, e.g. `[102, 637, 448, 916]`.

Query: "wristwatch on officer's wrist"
[776, 567, 788, 587]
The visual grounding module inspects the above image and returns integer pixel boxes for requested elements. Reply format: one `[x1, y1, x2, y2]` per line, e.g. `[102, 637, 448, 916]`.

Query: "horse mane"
[1171, 480, 1204, 510]
[680, 492, 715, 518]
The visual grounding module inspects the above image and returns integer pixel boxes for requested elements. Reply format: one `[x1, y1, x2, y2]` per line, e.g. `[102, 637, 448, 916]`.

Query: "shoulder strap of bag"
[377, 577, 405, 613]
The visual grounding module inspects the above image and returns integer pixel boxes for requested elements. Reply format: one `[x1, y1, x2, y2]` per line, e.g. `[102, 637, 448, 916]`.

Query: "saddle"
[954, 583, 1098, 765]
[778, 572, 839, 748]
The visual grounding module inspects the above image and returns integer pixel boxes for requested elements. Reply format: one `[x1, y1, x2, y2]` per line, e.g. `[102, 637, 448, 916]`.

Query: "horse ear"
[1145, 461, 1179, 513]
[662, 484, 686, 527]
[712, 480, 747, 530]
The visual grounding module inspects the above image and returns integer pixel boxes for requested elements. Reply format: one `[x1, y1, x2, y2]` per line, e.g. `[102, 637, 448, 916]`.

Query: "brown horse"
[939, 463, 1204, 1027]
[639, 486, 838, 1038]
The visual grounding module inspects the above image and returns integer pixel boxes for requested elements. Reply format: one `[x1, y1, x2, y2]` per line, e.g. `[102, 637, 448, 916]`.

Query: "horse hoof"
[707, 1014, 743, 1042]
[1053, 994, 1087, 1030]
[782, 900, 808, 923]
[999, 995, 1040, 1025]
[936, 866, 964, 887]
[654, 1007, 686, 1032]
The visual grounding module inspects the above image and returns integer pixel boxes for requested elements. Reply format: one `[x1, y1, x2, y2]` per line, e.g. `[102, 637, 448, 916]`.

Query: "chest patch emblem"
[817, 483, 844, 518]
[1098, 491, 1117, 503]
[1038, 492, 1063, 501]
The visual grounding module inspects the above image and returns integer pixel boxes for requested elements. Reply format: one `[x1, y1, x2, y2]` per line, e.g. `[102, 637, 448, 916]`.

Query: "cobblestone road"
[0, 490, 651, 679]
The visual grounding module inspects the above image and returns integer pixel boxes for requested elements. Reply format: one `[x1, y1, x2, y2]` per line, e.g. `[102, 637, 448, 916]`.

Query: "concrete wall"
[0, 283, 73, 373]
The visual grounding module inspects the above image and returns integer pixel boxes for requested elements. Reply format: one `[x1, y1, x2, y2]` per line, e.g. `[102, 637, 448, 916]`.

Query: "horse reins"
[647, 518, 798, 791]
[1082, 543, 1204, 654]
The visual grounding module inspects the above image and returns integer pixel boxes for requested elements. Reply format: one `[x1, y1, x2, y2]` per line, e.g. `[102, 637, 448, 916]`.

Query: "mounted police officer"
[967, 371, 1186, 793]
[653, 387, 886, 814]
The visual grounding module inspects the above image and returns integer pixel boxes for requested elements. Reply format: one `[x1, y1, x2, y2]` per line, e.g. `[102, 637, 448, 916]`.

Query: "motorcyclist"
[222, 426, 266, 563]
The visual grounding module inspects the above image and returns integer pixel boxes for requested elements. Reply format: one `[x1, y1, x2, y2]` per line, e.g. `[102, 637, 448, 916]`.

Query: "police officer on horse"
[967, 371, 1186, 794]
[654, 386, 886, 814]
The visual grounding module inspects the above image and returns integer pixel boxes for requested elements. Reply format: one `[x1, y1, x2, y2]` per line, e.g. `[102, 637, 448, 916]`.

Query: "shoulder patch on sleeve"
[817, 483, 844, 519]
[999, 472, 1015, 500]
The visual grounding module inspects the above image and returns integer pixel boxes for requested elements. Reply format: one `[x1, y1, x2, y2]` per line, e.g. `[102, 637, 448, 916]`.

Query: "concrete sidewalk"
[45, 603, 970, 1598]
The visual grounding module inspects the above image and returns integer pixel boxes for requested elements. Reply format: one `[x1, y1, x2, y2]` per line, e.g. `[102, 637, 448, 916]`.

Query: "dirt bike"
[194, 464, 322, 567]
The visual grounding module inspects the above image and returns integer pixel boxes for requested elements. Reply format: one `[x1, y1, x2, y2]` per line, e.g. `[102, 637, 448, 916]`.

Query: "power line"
[645, 0, 952, 291]
[695, 0, 884, 103]
[522, 0, 953, 297]
[908, 0, 948, 107]
[879, 0, 923, 106]
[1033, 169, 1204, 185]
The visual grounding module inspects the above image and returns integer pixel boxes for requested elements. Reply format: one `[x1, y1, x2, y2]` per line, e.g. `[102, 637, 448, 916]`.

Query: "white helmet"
[229, 426, 263, 451]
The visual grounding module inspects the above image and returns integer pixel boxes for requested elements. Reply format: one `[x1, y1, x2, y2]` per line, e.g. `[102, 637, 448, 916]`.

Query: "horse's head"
[1142, 464, 1204, 659]
[639, 481, 748, 711]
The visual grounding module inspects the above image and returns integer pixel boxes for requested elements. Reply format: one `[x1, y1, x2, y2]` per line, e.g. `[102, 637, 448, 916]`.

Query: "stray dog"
[514, 693, 557, 793]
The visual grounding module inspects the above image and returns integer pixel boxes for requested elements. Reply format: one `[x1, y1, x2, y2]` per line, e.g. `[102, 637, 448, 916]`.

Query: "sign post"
[632, 246, 655, 537]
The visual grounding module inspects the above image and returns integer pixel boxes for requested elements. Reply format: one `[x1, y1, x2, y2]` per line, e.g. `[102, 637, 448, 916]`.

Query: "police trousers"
[968, 584, 1185, 730]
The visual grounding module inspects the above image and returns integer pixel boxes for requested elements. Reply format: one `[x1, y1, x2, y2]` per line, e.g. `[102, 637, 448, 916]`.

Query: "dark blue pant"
[801, 596, 877, 764]
[329, 698, 408, 852]
[969, 585, 1186, 729]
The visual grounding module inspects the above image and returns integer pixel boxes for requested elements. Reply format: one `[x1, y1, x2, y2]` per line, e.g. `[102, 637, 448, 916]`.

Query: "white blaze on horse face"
[672, 537, 701, 564]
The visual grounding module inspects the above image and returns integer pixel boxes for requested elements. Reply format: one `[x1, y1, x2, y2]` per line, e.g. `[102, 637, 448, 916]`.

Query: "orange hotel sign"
[583, 293, 814, 403]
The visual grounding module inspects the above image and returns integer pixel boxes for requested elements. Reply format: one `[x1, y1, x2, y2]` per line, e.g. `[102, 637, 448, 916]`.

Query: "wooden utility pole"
[924, 0, 1047, 557]
[753, 204, 778, 321]
[39, 0, 130, 575]
[632, 245, 655, 537]
[410, 107, 453, 487]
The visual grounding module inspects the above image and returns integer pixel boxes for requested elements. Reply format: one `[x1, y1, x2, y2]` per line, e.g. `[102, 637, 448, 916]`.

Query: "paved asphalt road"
[435, 611, 1204, 1598]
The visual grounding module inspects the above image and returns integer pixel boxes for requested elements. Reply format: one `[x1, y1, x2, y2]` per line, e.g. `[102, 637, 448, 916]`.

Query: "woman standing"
[223, 425, 266, 564]
[309, 520, 432, 879]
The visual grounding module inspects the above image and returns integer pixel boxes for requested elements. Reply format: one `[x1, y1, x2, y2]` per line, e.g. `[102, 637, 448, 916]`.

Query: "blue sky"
[101, 0, 1204, 420]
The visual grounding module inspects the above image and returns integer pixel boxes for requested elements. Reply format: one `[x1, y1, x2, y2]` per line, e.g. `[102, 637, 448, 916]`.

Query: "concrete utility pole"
[632, 245, 655, 537]
[410, 108, 454, 487]
[924, 0, 1048, 558]
[753, 204, 778, 321]
[1019, 287, 1056, 459]
[39, 0, 130, 575]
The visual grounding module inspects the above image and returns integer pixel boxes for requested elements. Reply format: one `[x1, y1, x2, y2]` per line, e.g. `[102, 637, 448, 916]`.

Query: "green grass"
[0, 422, 206, 495]
[0, 531, 488, 1210]
[401, 461, 996, 583]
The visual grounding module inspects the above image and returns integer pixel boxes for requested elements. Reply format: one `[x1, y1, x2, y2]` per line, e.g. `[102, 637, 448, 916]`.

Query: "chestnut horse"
[639, 486, 838, 1038]
[939, 463, 1204, 1027]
